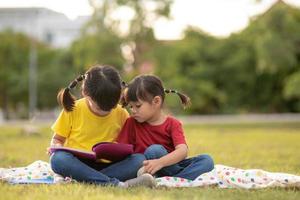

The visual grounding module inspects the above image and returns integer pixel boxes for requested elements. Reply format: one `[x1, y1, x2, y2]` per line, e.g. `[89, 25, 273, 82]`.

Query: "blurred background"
[0, 0, 300, 123]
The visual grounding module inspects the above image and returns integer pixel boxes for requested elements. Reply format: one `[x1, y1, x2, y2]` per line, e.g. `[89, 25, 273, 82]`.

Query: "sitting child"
[117, 74, 214, 180]
[49, 65, 155, 187]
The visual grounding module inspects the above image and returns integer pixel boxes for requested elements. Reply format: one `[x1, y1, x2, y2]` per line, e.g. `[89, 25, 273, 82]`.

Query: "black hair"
[57, 65, 122, 112]
[122, 74, 191, 108]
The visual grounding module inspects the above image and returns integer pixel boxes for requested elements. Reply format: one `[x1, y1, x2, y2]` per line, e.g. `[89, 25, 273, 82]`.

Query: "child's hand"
[46, 143, 63, 155]
[143, 159, 164, 175]
[47, 134, 65, 155]
[46, 147, 52, 156]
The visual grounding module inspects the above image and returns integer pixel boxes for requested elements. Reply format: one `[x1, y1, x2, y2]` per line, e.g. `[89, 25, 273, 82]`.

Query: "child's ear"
[152, 96, 162, 106]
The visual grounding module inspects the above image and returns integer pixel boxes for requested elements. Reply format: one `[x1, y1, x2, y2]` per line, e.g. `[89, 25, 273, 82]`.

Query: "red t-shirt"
[117, 116, 187, 153]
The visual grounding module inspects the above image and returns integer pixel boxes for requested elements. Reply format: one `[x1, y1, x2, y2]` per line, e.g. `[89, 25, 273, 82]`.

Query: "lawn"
[0, 122, 299, 200]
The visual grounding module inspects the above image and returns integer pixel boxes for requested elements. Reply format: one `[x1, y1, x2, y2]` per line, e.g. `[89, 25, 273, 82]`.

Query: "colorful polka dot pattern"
[156, 164, 300, 189]
[0, 161, 54, 184]
[1, 162, 300, 188]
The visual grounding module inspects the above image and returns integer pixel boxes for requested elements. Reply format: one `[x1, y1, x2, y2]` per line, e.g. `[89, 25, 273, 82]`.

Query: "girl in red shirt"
[117, 75, 214, 180]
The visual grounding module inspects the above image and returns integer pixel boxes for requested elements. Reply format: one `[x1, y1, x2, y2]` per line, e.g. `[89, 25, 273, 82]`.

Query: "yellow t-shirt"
[51, 98, 129, 151]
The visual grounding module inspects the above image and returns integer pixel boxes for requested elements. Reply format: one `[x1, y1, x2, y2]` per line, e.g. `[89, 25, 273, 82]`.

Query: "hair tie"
[67, 82, 74, 90]
[76, 74, 85, 82]
[165, 89, 178, 94]
[122, 81, 128, 87]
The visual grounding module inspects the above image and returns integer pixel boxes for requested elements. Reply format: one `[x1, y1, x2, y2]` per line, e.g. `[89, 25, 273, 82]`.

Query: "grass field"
[0, 122, 299, 200]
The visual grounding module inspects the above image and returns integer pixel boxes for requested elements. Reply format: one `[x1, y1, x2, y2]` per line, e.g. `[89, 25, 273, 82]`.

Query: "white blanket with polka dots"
[156, 165, 300, 188]
[1, 161, 299, 188]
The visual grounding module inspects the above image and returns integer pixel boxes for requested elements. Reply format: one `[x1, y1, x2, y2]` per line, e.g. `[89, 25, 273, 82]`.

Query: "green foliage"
[248, 2, 299, 73]
[0, 30, 76, 118]
[37, 49, 76, 109]
[153, 31, 226, 114]
[70, 33, 124, 71]
[153, 1, 300, 114]
[284, 71, 300, 99]
[1, 1, 300, 116]
[283, 71, 300, 111]
[0, 31, 32, 118]
[88, 0, 172, 69]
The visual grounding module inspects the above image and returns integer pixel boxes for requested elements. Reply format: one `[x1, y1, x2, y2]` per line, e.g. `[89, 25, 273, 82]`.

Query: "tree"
[37, 48, 76, 109]
[70, 33, 124, 71]
[154, 29, 226, 114]
[0, 30, 75, 119]
[284, 71, 300, 111]
[0, 30, 31, 119]
[153, 1, 300, 114]
[87, 0, 173, 72]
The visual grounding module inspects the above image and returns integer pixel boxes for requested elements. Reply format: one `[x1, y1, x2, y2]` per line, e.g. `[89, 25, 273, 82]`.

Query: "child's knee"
[130, 153, 145, 165]
[50, 151, 69, 172]
[144, 144, 167, 159]
[197, 154, 214, 170]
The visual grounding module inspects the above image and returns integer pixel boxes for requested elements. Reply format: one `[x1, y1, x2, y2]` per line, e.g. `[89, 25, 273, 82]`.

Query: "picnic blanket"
[156, 165, 300, 188]
[1, 160, 299, 189]
[0, 160, 54, 184]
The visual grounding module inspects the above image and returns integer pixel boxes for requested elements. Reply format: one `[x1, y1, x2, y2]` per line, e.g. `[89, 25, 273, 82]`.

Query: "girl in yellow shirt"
[49, 65, 155, 187]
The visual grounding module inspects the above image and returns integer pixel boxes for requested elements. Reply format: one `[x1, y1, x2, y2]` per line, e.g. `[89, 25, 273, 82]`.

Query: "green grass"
[0, 122, 300, 200]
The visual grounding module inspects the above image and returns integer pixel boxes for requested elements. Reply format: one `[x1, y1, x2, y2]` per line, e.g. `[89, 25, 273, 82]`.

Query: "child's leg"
[99, 153, 145, 181]
[174, 154, 214, 180]
[50, 151, 119, 185]
[144, 144, 183, 177]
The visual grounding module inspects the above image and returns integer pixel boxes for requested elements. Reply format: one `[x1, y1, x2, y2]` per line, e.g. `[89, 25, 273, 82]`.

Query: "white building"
[0, 7, 89, 48]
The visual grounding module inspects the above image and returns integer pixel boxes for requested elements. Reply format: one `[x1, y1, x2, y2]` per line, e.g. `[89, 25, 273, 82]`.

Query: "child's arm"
[47, 133, 66, 155]
[50, 134, 66, 147]
[143, 144, 188, 175]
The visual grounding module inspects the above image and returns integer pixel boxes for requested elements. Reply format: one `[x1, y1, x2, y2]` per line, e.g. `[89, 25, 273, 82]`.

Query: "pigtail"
[164, 89, 191, 109]
[57, 74, 85, 112]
